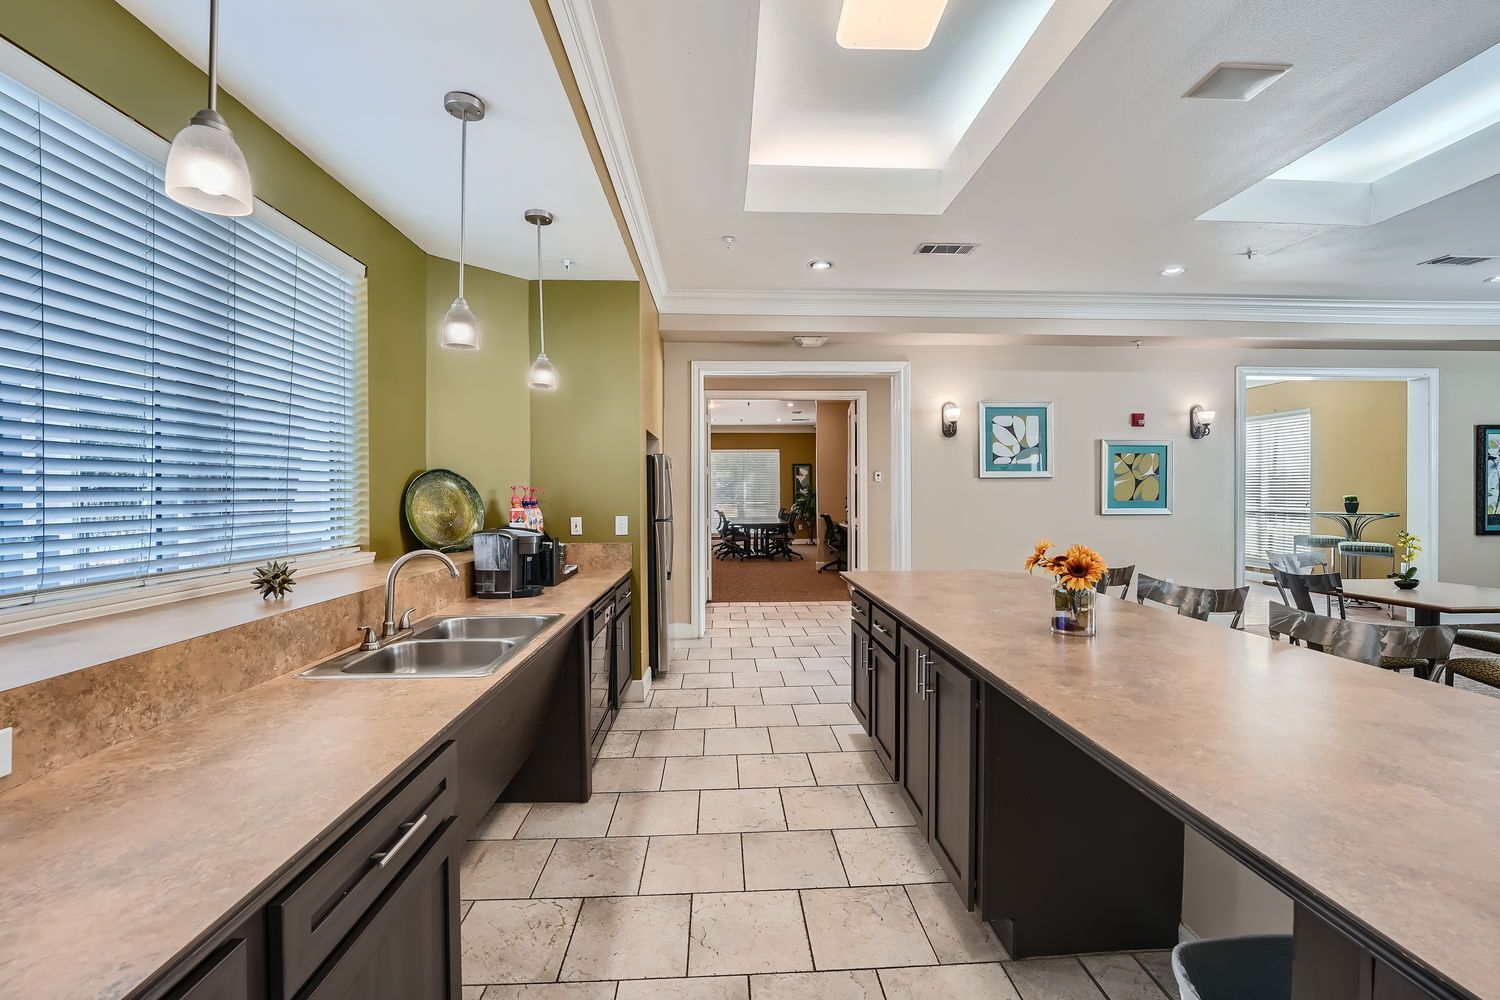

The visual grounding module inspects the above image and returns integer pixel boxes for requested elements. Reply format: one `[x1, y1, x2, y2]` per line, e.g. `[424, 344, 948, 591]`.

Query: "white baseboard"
[669, 623, 698, 640]
[624, 676, 651, 703]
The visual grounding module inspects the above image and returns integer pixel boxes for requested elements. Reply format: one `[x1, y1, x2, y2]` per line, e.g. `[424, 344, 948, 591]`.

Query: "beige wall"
[816, 401, 852, 537]
[710, 432, 817, 509]
[1245, 380, 1408, 558]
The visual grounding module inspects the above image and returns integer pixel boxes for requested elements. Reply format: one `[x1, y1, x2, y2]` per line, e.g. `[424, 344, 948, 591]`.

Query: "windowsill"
[0, 552, 472, 695]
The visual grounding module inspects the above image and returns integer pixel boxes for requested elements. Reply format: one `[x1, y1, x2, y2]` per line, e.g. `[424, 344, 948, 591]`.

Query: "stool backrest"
[1270, 568, 1344, 614]
[1268, 602, 1456, 670]
[1094, 564, 1135, 598]
[1137, 573, 1249, 629]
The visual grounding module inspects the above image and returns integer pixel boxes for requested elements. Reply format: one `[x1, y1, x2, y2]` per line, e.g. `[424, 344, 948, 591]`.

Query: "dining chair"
[1137, 573, 1249, 629]
[1267, 550, 1328, 575]
[818, 514, 848, 574]
[1270, 568, 1346, 620]
[1093, 564, 1135, 599]
[1267, 602, 1456, 680]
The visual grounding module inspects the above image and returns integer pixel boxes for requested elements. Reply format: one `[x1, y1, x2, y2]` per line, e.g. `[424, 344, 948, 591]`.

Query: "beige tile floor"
[459, 601, 1179, 1000]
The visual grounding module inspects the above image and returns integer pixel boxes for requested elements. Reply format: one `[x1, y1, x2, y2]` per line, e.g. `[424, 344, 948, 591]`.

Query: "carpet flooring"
[710, 543, 850, 603]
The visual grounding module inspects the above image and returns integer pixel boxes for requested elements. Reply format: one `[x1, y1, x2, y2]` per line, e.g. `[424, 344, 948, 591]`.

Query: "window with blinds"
[710, 450, 780, 521]
[1244, 409, 1312, 564]
[0, 69, 360, 610]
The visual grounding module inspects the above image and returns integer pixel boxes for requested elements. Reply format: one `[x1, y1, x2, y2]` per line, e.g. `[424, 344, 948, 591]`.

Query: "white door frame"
[1234, 366, 1440, 587]
[689, 360, 912, 638]
[704, 388, 870, 570]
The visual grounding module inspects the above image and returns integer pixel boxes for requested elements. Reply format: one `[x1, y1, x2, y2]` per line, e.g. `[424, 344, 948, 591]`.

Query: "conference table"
[1339, 578, 1500, 626]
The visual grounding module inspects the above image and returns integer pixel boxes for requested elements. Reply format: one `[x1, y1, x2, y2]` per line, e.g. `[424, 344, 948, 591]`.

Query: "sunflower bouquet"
[1025, 539, 1107, 636]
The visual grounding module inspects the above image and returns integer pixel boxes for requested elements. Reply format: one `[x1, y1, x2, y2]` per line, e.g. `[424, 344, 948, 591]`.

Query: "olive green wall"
[425, 258, 532, 528]
[530, 281, 646, 674]
[1, 0, 429, 558]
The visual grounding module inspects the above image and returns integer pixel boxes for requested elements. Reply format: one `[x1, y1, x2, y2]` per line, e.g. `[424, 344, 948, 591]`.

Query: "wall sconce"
[1189, 405, 1215, 439]
[941, 402, 959, 438]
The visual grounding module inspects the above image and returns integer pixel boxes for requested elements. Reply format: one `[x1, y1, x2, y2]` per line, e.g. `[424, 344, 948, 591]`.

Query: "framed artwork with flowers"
[979, 401, 1053, 478]
[1100, 439, 1172, 515]
[1479, 424, 1500, 534]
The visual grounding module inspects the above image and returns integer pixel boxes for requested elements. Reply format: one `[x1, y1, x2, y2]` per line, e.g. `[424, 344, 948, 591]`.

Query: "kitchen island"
[845, 570, 1500, 1000]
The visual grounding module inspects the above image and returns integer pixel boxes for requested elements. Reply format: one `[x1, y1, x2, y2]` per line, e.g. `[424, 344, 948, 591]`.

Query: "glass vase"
[1051, 583, 1097, 637]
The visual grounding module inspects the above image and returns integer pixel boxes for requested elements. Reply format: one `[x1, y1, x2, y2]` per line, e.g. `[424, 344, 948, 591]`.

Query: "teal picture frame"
[1101, 439, 1172, 515]
[979, 401, 1053, 478]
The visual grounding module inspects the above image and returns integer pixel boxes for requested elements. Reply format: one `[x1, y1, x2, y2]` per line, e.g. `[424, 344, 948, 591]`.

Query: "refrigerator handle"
[663, 518, 673, 580]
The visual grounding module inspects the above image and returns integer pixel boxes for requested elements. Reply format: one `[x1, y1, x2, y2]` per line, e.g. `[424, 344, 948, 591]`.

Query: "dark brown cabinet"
[870, 639, 899, 778]
[613, 583, 633, 706]
[927, 650, 977, 899]
[300, 820, 462, 1000]
[850, 628, 871, 731]
[897, 633, 930, 830]
[158, 940, 253, 1000]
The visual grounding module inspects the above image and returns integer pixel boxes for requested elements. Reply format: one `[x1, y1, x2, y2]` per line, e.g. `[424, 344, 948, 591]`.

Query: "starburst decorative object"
[251, 559, 297, 600]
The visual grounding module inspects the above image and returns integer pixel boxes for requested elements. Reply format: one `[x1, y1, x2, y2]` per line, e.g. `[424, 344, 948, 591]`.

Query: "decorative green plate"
[403, 469, 484, 552]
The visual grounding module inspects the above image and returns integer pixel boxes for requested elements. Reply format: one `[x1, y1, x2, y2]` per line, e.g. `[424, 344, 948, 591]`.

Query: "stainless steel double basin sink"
[299, 615, 562, 679]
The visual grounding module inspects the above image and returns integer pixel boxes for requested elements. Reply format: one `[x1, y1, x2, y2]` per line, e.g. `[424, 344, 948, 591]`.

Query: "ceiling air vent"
[1419, 254, 1493, 266]
[915, 242, 978, 255]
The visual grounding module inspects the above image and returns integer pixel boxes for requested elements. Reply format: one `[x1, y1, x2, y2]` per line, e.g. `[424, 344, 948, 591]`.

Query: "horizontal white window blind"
[711, 450, 780, 522]
[1244, 409, 1312, 564]
[0, 69, 359, 609]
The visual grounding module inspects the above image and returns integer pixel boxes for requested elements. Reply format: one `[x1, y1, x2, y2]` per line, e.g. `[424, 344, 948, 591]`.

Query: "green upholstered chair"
[1446, 656, 1500, 689]
[1293, 533, 1344, 568]
[1336, 539, 1397, 579]
[1456, 627, 1500, 657]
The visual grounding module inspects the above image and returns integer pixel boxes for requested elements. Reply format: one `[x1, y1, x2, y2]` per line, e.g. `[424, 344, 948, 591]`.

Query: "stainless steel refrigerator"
[646, 454, 674, 675]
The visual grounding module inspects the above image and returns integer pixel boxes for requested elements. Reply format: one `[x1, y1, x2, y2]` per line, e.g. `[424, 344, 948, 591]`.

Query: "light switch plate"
[570, 516, 583, 535]
[0, 727, 12, 779]
[615, 515, 629, 535]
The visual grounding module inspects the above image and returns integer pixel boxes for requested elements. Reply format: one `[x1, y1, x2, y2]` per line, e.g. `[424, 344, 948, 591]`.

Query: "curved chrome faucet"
[359, 549, 461, 650]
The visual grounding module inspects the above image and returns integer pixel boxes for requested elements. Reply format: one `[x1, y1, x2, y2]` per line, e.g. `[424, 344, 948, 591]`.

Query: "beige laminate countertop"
[846, 570, 1500, 1000]
[0, 569, 627, 1000]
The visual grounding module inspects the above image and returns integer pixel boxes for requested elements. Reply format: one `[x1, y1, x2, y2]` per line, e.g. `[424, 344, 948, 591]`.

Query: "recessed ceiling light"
[1184, 63, 1291, 101]
[775, 417, 783, 422]
[786, 402, 796, 407]
[836, 0, 949, 50]
[808, 259, 834, 271]
[792, 336, 829, 348]
[1160, 265, 1187, 277]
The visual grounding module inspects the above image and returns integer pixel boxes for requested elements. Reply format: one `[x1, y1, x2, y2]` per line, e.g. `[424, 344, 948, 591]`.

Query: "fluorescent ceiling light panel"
[837, 0, 950, 51]
[1202, 41, 1500, 226]
[1184, 63, 1289, 101]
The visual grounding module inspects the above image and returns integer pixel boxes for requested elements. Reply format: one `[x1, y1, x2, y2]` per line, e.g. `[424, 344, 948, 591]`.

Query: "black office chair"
[818, 513, 847, 574]
[713, 510, 748, 560]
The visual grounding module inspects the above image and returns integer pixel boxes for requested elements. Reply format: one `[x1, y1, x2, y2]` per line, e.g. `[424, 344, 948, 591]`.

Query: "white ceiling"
[117, 0, 634, 280]
[709, 398, 816, 426]
[572, 0, 1500, 325]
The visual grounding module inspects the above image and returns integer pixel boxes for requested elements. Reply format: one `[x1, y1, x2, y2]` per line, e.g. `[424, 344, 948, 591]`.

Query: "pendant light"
[439, 91, 486, 350]
[526, 209, 559, 390]
[165, 0, 253, 216]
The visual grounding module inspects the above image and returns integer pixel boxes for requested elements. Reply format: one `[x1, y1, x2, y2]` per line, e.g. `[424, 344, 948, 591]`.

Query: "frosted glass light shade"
[528, 351, 558, 390]
[439, 296, 481, 350]
[165, 113, 253, 217]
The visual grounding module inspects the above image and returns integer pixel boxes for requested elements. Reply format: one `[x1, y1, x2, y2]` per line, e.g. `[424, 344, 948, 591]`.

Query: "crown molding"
[659, 288, 1500, 326]
[547, 0, 667, 303]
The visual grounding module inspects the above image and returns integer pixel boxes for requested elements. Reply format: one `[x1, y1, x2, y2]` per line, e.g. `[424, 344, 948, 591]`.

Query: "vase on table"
[1051, 583, 1097, 637]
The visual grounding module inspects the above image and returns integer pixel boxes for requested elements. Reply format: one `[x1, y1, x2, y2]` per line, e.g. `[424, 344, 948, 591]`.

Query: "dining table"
[1338, 578, 1500, 626]
[727, 518, 796, 559]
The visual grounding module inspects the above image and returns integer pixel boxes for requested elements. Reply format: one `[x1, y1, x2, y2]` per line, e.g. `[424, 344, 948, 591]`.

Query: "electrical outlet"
[873, 470, 883, 483]
[570, 516, 583, 535]
[0, 727, 11, 779]
[615, 515, 629, 535]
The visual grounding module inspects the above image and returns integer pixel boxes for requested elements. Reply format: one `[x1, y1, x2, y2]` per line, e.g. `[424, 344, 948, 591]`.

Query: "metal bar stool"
[1336, 539, 1396, 579]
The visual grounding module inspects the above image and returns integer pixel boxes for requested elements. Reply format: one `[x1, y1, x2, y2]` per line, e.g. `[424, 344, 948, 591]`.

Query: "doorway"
[688, 361, 912, 639]
[1234, 366, 1439, 590]
[706, 392, 862, 605]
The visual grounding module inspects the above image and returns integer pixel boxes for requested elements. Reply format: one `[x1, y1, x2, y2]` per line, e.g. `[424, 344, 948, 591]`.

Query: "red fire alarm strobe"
[1130, 413, 1146, 427]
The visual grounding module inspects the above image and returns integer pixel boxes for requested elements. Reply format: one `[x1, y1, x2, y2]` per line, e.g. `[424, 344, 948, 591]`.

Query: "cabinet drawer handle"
[873, 622, 890, 636]
[371, 813, 428, 870]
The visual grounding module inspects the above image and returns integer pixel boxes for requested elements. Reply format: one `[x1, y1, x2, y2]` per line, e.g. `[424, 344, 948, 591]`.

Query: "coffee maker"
[473, 528, 545, 598]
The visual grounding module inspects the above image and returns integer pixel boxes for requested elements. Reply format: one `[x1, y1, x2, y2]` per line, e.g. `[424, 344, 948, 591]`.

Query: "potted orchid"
[1025, 539, 1108, 636]
[1389, 530, 1422, 590]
